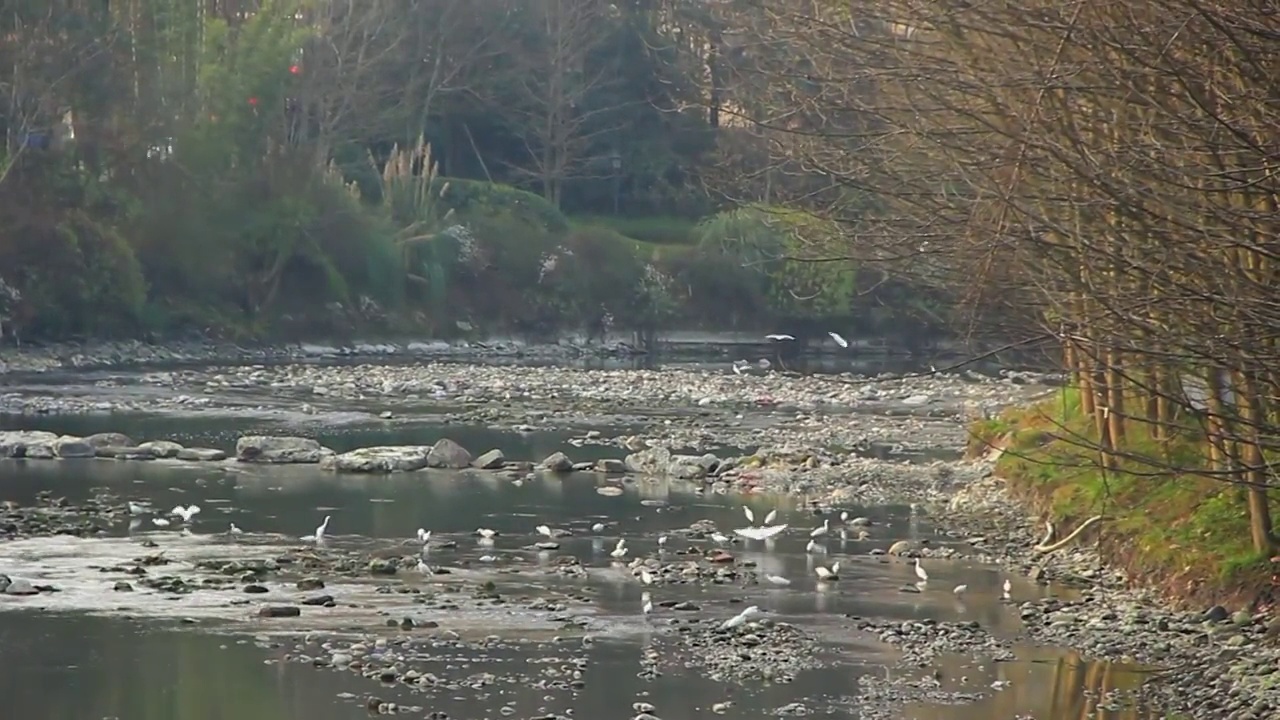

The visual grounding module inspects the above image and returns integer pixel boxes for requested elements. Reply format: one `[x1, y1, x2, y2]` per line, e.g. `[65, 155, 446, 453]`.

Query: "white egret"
[720, 605, 762, 630]
[151, 518, 171, 528]
[953, 584, 968, 596]
[640, 568, 654, 586]
[228, 523, 243, 536]
[840, 511, 849, 523]
[642, 591, 654, 617]
[128, 501, 149, 515]
[1002, 579, 1012, 600]
[476, 528, 498, 539]
[831, 561, 841, 575]
[710, 532, 730, 544]
[591, 522, 606, 533]
[417, 528, 432, 544]
[313, 515, 331, 542]
[734, 524, 788, 542]
[765, 334, 795, 341]
[610, 539, 628, 559]
[743, 506, 755, 525]
[828, 331, 849, 348]
[731, 360, 749, 375]
[657, 535, 668, 547]
[536, 524, 553, 538]
[765, 574, 791, 586]
[416, 557, 431, 574]
[805, 539, 820, 553]
[171, 505, 201, 523]
[914, 558, 929, 583]
[815, 565, 838, 581]
[810, 519, 830, 538]
[763, 509, 778, 525]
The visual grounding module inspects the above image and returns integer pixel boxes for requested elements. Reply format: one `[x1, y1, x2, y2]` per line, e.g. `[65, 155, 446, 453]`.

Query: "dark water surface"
[1, 421, 1156, 719]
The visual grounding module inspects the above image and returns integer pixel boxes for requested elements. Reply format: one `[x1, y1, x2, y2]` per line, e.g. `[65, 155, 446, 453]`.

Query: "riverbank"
[924, 389, 1280, 720]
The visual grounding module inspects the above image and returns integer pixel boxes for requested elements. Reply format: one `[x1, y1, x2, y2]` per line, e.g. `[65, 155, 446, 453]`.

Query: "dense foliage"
[0, 0, 950, 342]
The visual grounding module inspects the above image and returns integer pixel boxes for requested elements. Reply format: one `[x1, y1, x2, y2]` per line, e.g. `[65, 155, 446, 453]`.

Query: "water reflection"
[0, 612, 1156, 720]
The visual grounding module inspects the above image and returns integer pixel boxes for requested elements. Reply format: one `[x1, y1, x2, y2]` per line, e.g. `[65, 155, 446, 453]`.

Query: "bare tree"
[499, 0, 622, 207]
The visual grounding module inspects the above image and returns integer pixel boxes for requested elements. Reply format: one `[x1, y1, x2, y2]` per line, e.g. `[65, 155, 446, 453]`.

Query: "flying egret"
[765, 574, 791, 586]
[1002, 579, 1012, 600]
[763, 509, 778, 525]
[536, 524, 553, 538]
[953, 584, 968, 596]
[828, 331, 849, 348]
[151, 518, 171, 528]
[914, 558, 929, 583]
[720, 605, 762, 630]
[171, 505, 201, 523]
[765, 334, 795, 341]
[810, 519, 830, 538]
[743, 506, 755, 525]
[734, 524, 788, 542]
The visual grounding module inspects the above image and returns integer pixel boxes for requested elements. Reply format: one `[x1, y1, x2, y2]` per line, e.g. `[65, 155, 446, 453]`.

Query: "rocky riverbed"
[2, 350, 1275, 719]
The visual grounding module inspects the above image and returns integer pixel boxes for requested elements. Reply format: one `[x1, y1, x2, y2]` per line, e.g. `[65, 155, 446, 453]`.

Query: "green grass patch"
[982, 387, 1277, 601]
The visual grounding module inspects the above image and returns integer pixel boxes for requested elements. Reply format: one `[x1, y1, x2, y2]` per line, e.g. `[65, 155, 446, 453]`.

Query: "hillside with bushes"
[0, 0, 952, 344]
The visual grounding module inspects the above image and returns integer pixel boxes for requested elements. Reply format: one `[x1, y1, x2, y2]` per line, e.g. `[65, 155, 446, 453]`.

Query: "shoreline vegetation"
[971, 387, 1279, 611]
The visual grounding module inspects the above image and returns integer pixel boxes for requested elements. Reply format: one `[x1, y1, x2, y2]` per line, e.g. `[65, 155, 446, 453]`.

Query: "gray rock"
[53, 437, 95, 458]
[83, 432, 135, 448]
[624, 446, 672, 475]
[1, 576, 38, 595]
[667, 453, 721, 480]
[139, 440, 184, 458]
[472, 448, 506, 470]
[595, 458, 626, 474]
[541, 451, 574, 472]
[426, 438, 472, 469]
[0, 430, 59, 458]
[258, 606, 301, 618]
[321, 446, 430, 473]
[176, 447, 227, 461]
[24, 443, 55, 459]
[235, 435, 331, 464]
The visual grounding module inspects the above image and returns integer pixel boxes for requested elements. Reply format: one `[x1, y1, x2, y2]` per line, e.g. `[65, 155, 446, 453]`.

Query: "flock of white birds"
[128, 486, 1017, 628]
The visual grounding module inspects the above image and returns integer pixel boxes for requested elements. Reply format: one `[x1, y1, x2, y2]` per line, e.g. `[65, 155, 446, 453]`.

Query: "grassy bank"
[971, 387, 1278, 608]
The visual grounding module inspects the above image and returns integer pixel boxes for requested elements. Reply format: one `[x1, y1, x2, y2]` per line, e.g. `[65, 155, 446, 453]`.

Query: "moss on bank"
[971, 388, 1278, 607]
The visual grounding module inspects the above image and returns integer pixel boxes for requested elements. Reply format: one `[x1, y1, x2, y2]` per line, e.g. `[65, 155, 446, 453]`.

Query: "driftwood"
[1033, 515, 1105, 554]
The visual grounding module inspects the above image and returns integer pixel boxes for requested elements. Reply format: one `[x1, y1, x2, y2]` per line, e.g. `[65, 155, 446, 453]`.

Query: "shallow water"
[1, 402, 1160, 719]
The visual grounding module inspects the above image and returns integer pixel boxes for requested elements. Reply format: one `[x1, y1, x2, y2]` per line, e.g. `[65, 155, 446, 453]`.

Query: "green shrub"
[572, 214, 696, 245]
[434, 178, 570, 234]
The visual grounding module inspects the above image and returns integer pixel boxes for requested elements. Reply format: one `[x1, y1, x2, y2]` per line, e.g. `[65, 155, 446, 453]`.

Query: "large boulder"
[0, 430, 58, 458]
[472, 449, 507, 470]
[235, 436, 332, 464]
[541, 451, 574, 473]
[321, 446, 431, 473]
[623, 446, 721, 480]
[53, 437, 96, 459]
[83, 432, 136, 448]
[426, 438, 472, 469]
[139, 440, 184, 458]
